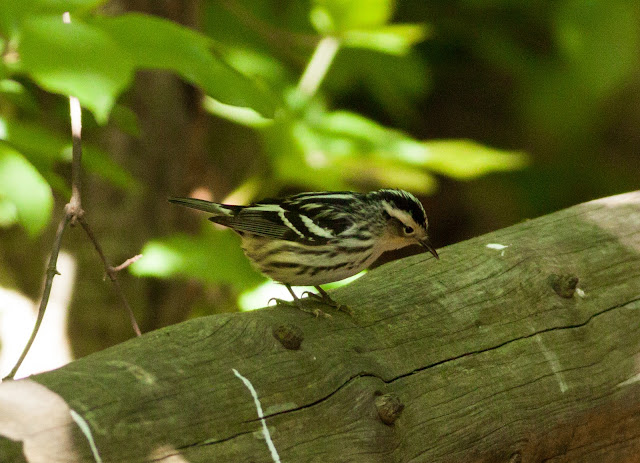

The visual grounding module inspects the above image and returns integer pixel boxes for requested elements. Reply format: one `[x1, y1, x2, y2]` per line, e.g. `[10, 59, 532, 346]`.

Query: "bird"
[169, 189, 439, 317]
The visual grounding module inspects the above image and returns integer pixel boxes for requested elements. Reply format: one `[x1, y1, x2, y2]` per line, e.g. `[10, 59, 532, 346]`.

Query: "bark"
[1, 191, 640, 463]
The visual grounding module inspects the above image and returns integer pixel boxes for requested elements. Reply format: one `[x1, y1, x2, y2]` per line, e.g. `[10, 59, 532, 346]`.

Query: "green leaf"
[131, 229, 263, 290]
[18, 16, 134, 123]
[0, 79, 39, 113]
[0, 117, 139, 191]
[35, 0, 108, 15]
[262, 117, 352, 191]
[0, 196, 18, 228]
[311, 0, 395, 33]
[0, 116, 64, 170]
[0, 0, 37, 37]
[419, 140, 529, 179]
[0, 0, 107, 38]
[221, 48, 292, 92]
[264, 109, 526, 192]
[203, 96, 273, 128]
[336, 157, 437, 193]
[343, 23, 430, 54]
[317, 111, 528, 179]
[0, 144, 53, 236]
[91, 13, 277, 118]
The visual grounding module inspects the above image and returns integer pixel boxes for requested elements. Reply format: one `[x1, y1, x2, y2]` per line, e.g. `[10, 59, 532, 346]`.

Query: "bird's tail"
[168, 197, 235, 216]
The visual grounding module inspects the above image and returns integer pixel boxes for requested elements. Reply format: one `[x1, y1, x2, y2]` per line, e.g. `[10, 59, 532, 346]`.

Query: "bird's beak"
[419, 237, 439, 260]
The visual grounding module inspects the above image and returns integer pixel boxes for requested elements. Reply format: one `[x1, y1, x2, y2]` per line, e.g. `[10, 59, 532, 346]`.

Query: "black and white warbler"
[169, 189, 438, 316]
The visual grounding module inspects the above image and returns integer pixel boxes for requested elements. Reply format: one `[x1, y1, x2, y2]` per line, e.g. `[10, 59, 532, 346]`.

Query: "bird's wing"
[212, 203, 336, 245]
[169, 197, 238, 216]
[211, 209, 290, 239]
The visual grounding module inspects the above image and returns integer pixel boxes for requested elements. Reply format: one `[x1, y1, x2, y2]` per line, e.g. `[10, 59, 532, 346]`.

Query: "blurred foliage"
[0, 0, 638, 353]
[0, 144, 53, 235]
[131, 227, 263, 290]
[0, 0, 524, 293]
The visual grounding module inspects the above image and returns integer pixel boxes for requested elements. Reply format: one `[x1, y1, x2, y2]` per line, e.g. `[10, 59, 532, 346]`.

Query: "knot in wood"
[548, 273, 579, 298]
[375, 393, 404, 425]
[272, 324, 303, 350]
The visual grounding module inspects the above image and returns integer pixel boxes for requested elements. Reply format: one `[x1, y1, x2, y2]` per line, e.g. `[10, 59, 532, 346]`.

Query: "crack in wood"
[148, 430, 256, 461]
[390, 297, 640, 384]
[243, 297, 640, 428]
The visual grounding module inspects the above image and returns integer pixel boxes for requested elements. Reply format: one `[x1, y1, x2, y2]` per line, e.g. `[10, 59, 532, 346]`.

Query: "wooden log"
[1, 191, 640, 463]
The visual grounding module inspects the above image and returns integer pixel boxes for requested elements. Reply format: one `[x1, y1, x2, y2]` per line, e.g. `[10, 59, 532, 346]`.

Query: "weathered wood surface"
[1, 191, 640, 463]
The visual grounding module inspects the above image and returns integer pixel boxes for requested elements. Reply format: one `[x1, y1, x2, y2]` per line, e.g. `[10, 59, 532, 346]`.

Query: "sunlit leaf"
[203, 96, 273, 128]
[222, 48, 292, 91]
[337, 157, 437, 193]
[91, 13, 277, 118]
[264, 108, 526, 192]
[262, 117, 352, 191]
[419, 140, 529, 179]
[311, 0, 395, 33]
[130, 229, 263, 290]
[18, 16, 134, 123]
[0, 144, 53, 236]
[317, 112, 528, 179]
[0, 0, 107, 37]
[343, 24, 430, 55]
[0, 196, 18, 228]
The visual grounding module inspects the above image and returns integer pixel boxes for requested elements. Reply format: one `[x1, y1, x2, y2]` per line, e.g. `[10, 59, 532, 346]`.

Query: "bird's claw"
[302, 291, 354, 317]
[269, 297, 331, 318]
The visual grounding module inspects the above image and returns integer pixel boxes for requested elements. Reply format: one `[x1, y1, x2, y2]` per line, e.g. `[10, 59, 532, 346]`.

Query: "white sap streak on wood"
[233, 368, 281, 463]
[535, 335, 568, 393]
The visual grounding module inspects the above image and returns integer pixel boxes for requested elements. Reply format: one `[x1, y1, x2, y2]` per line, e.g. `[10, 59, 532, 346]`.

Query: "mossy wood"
[1, 192, 640, 462]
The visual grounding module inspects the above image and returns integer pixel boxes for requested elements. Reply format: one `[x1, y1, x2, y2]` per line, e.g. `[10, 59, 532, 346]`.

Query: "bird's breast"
[240, 235, 383, 286]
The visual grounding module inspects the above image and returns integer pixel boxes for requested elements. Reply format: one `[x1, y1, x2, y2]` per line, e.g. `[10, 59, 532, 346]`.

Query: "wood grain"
[2, 191, 640, 462]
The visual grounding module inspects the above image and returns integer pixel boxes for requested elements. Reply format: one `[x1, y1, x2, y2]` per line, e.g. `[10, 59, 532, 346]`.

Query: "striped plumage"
[169, 189, 438, 314]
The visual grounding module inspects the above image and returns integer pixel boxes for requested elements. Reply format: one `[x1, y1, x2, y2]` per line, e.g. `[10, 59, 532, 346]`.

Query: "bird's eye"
[403, 226, 414, 235]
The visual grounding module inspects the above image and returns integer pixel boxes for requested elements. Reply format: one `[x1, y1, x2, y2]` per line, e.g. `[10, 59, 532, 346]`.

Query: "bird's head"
[372, 189, 439, 259]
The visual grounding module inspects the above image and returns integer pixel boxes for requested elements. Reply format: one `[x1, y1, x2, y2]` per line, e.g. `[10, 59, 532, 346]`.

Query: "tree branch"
[2, 191, 639, 461]
[1, 212, 72, 380]
[1, 11, 141, 381]
[77, 217, 141, 337]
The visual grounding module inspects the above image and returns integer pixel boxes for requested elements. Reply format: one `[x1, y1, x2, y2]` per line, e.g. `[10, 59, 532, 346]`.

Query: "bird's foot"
[269, 297, 331, 319]
[302, 290, 354, 317]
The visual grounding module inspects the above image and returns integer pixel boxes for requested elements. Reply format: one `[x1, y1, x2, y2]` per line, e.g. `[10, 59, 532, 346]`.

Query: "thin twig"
[297, 36, 340, 98]
[2, 212, 72, 380]
[112, 254, 143, 273]
[68, 95, 83, 213]
[62, 15, 141, 337]
[65, 11, 82, 216]
[78, 217, 141, 337]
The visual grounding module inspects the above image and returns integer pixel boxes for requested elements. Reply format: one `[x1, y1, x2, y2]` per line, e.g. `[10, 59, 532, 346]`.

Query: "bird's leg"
[303, 286, 354, 317]
[270, 285, 331, 318]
